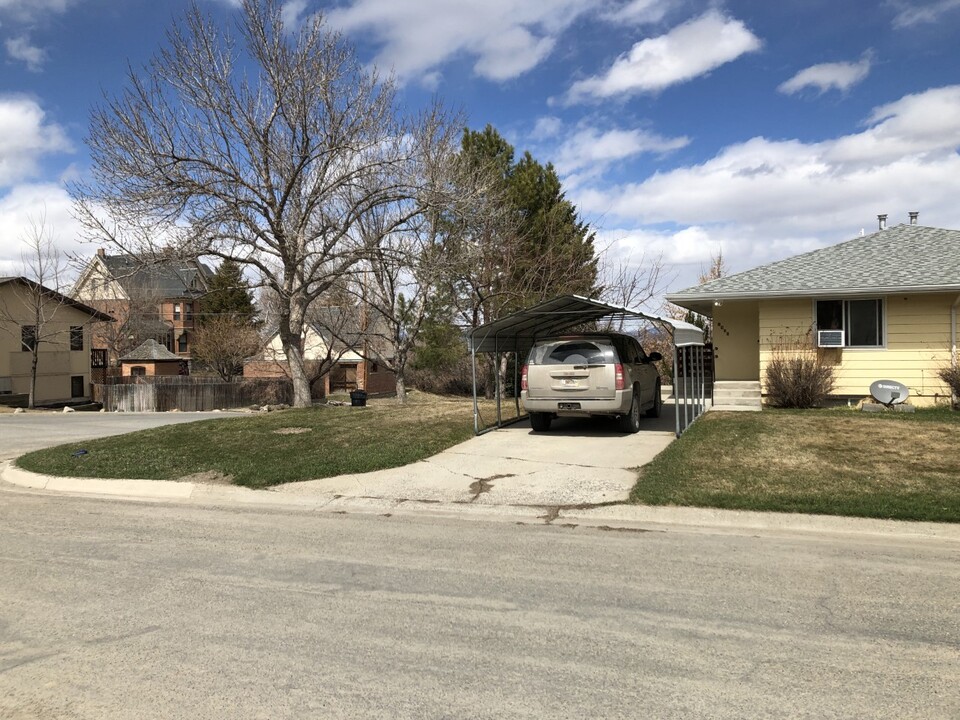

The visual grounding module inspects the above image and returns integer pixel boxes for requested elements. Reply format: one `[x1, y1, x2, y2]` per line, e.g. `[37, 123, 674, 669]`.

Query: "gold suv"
[520, 333, 663, 433]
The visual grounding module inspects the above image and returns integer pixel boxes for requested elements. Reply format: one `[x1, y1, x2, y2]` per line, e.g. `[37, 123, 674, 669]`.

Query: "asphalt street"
[1, 488, 957, 719]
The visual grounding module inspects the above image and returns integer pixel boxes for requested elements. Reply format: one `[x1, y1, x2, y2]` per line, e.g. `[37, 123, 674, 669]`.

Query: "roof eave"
[667, 283, 960, 304]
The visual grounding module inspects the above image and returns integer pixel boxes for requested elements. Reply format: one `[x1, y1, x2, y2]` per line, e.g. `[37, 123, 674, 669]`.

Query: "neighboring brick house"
[72, 249, 212, 366]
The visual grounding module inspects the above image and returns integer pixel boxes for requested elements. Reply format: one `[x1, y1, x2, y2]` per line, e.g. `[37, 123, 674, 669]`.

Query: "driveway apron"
[277, 400, 678, 506]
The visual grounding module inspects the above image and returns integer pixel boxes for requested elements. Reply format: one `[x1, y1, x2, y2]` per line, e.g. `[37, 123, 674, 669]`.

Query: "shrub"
[938, 364, 960, 407]
[765, 352, 835, 408]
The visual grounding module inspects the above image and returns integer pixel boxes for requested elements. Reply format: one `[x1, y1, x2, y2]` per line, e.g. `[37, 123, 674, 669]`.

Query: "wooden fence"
[93, 377, 292, 412]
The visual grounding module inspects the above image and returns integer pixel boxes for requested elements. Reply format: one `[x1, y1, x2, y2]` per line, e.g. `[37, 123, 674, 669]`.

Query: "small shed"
[119, 339, 188, 377]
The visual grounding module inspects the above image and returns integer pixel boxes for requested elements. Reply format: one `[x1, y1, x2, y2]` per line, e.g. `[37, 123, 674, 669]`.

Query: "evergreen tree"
[449, 124, 598, 325]
[200, 259, 257, 324]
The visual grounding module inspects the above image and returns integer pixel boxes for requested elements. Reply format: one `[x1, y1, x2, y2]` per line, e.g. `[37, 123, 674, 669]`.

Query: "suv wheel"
[530, 412, 552, 432]
[618, 389, 641, 433]
[645, 380, 662, 418]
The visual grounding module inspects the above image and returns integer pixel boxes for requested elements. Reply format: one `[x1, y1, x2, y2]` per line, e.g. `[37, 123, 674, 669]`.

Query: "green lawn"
[16, 394, 477, 489]
[632, 407, 960, 523]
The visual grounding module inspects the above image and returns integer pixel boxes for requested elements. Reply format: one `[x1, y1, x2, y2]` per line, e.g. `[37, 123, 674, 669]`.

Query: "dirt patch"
[273, 427, 311, 435]
[176, 470, 235, 485]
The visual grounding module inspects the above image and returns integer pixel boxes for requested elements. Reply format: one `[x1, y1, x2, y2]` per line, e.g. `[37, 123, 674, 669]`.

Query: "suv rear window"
[528, 340, 616, 366]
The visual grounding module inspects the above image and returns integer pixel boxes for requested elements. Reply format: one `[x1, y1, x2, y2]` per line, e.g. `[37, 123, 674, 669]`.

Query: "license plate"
[558, 402, 581, 411]
[562, 378, 577, 386]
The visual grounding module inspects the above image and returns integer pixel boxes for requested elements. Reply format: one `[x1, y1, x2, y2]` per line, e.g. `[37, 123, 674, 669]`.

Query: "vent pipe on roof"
[909, 211, 919, 225]
[878, 214, 887, 230]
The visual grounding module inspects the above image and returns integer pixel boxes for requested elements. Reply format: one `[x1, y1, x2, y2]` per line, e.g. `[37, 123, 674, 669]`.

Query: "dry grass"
[633, 407, 960, 522]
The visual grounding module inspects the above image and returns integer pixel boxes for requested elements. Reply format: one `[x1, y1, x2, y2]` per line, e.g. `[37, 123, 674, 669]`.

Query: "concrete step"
[711, 396, 763, 408]
[713, 381, 762, 390]
[709, 403, 762, 412]
[713, 388, 762, 399]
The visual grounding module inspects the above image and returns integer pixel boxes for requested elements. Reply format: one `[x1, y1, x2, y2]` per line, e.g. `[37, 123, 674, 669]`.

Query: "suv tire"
[619, 389, 642, 433]
[530, 412, 552, 432]
[646, 380, 662, 419]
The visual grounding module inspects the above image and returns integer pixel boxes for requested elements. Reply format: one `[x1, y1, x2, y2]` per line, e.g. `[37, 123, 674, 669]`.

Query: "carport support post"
[513, 343, 520, 417]
[495, 336, 502, 428]
[673, 344, 680, 437]
[699, 345, 705, 414]
[471, 342, 480, 435]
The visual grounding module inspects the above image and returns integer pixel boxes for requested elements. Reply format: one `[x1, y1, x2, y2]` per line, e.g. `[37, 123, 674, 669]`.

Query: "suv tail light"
[614, 363, 625, 391]
[521, 364, 528, 391]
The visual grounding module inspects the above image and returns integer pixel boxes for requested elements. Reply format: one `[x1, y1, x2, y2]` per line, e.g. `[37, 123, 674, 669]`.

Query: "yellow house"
[666, 220, 960, 407]
[0, 276, 114, 405]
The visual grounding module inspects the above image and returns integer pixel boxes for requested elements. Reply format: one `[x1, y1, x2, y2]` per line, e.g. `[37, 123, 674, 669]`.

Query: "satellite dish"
[870, 379, 909, 405]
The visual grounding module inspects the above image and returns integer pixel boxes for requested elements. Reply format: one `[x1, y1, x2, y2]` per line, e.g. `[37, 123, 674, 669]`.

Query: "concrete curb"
[2, 463, 195, 499]
[3, 461, 959, 541]
[561, 504, 960, 541]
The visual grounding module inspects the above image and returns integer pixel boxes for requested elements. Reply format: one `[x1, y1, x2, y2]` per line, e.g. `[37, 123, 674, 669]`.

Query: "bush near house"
[938, 365, 960, 407]
[765, 347, 835, 409]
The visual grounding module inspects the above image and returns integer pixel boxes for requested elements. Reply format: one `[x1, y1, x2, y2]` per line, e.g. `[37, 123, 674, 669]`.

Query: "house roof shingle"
[667, 224, 960, 309]
[100, 254, 212, 299]
[120, 339, 183, 362]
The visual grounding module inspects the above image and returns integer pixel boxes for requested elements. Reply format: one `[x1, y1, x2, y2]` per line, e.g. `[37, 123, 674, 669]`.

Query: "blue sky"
[2, 0, 960, 300]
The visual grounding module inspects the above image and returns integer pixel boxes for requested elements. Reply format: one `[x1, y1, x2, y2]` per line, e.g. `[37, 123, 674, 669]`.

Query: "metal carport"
[467, 295, 707, 437]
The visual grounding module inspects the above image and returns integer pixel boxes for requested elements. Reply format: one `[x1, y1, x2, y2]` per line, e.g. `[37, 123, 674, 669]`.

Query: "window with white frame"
[815, 299, 884, 348]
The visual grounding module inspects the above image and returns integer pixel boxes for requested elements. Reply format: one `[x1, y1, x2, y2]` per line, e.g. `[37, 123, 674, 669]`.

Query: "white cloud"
[280, 0, 308, 30]
[601, 0, 673, 25]
[0, 182, 85, 277]
[778, 51, 873, 95]
[554, 126, 689, 175]
[5, 35, 47, 72]
[889, 0, 960, 27]
[327, 0, 593, 82]
[572, 85, 960, 287]
[0, 0, 73, 22]
[566, 10, 762, 103]
[0, 95, 72, 188]
[531, 116, 564, 140]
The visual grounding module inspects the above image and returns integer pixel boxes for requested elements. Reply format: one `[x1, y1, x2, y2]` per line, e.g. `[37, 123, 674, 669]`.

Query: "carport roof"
[468, 295, 704, 355]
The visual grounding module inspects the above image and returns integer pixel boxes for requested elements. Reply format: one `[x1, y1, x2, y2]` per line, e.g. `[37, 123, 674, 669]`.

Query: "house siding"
[756, 293, 956, 405]
[0, 286, 99, 403]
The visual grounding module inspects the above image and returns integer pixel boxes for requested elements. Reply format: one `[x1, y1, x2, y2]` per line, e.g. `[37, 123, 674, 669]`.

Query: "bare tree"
[257, 281, 359, 396]
[72, 0, 423, 407]
[344, 109, 464, 403]
[660, 249, 726, 341]
[0, 217, 72, 408]
[191, 315, 262, 380]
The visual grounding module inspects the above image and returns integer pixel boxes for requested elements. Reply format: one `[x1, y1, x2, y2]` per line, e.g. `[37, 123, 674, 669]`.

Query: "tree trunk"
[28, 348, 38, 409]
[395, 371, 406, 404]
[278, 303, 312, 408]
[285, 342, 312, 408]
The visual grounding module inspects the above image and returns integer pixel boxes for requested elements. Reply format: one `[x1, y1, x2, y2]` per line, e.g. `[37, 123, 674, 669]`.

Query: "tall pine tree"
[200, 259, 257, 324]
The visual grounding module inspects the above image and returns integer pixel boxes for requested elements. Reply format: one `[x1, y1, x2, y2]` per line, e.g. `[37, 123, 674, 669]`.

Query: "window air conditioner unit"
[817, 330, 844, 348]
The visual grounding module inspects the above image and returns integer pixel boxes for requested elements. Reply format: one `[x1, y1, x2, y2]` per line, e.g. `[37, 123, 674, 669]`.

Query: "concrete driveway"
[0, 411, 240, 461]
[278, 399, 678, 506]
